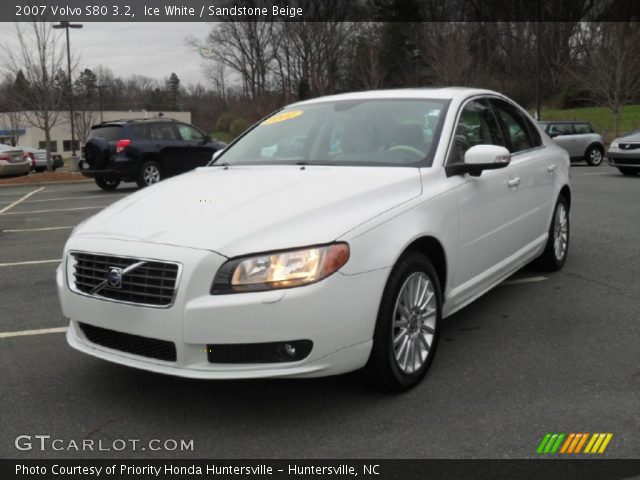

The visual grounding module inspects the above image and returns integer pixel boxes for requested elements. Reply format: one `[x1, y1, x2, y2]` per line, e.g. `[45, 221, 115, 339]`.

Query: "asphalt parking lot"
[1, 166, 639, 459]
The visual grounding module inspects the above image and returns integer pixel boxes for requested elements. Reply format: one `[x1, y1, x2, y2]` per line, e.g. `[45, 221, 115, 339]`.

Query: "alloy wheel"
[392, 272, 437, 374]
[589, 148, 603, 166]
[143, 165, 161, 185]
[553, 203, 568, 261]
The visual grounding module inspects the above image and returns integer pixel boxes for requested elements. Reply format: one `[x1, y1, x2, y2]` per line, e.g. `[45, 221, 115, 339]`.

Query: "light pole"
[535, 0, 543, 121]
[97, 84, 110, 123]
[53, 21, 83, 159]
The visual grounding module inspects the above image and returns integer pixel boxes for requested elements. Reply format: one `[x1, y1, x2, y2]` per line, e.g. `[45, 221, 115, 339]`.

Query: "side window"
[573, 123, 591, 134]
[491, 99, 535, 153]
[150, 124, 179, 141]
[178, 124, 205, 142]
[451, 99, 505, 163]
[130, 124, 153, 140]
[549, 123, 574, 136]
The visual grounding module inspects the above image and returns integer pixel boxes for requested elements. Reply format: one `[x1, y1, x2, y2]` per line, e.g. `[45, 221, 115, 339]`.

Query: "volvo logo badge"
[108, 267, 123, 288]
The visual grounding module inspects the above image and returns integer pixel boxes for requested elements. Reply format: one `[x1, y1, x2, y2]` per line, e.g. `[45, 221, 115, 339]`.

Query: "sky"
[0, 22, 213, 86]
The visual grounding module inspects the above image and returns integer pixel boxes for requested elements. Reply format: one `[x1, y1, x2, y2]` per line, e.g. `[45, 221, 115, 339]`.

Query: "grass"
[211, 130, 235, 143]
[537, 104, 640, 143]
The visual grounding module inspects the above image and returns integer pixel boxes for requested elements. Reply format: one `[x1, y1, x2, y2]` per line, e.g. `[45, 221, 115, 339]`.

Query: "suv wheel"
[137, 161, 162, 188]
[534, 195, 570, 271]
[368, 251, 441, 392]
[619, 167, 639, 176]
[95, 178, 121, 191]
[585, 146, 604, 166]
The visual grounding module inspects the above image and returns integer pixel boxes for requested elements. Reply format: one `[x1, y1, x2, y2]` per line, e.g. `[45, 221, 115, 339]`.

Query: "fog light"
[284, 343, 296, 357]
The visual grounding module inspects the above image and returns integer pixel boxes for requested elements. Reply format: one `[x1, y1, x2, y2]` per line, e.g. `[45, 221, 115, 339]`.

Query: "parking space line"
[501, 276, 548, 286]
[0, 187, 45, 215]
[0, 259, 61, 267]
[0, 326, 67, 339]
[0, 193, 127, 205]
[2, 206, 105, 215]
[3, 226, 74, 233]
[582, 172, 611, 176]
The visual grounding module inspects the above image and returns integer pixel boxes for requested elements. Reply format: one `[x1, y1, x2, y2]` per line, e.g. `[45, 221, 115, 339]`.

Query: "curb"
[0, 179, 93, 188]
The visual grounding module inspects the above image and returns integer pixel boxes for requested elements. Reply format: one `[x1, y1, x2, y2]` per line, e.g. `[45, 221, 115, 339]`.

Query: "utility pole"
[53, 21, 83, 158]
[536, 1, 543, 121]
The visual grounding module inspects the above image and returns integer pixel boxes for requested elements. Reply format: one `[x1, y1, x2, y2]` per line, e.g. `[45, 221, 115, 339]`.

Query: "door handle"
[507, 177, 521, 188]
[547, 164, 557, 173]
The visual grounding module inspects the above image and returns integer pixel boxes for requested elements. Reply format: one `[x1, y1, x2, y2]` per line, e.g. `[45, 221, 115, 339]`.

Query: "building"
[0, 110, 192, 156]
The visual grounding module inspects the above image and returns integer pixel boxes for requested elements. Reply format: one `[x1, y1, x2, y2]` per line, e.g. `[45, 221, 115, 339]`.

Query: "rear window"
[89, 126, 123, 141]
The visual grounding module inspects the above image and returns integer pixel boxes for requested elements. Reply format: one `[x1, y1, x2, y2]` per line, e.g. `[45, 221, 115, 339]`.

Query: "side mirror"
[445, 145, 511, 177]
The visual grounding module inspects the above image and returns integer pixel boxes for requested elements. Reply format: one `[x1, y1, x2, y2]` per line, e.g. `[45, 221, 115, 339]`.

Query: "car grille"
[612, 158, 640, 166]
[71, 252, 180, 307]
[619, 143, 640, 151]
[79, 323, 177, 361]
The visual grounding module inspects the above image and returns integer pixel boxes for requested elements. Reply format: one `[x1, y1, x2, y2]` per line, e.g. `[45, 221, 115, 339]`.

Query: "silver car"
[18, 146, 64, 172]
[539, 121, 605, 166]
[607, 130, 640, 176]
[0, 144, 29, 178]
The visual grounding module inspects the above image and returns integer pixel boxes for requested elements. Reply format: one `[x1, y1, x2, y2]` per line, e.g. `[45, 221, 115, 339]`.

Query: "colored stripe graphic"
[539, 433, 613, 454]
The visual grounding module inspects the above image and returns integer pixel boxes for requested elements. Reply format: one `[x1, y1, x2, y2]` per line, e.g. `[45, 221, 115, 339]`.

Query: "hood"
[615, 130, 640, 143]
[74, 165, 422, 257]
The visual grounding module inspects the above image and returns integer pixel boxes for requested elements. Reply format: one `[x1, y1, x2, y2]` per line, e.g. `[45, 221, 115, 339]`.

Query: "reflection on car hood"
[73, 165, 422, 257]
[614, 131, 640, 143]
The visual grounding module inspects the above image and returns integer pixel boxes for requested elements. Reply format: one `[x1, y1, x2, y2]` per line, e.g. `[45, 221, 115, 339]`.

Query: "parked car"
[58, 88, 571, 391]
[607, 130, 640, 176]
[0, 144, 29, 178]
[80, 118, 227, 190]
[538, 121, 605, 166]
[18, 146, 64, 172]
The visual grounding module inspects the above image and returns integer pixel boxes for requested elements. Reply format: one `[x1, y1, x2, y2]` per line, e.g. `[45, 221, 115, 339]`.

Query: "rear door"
[148, 123, 185, 175]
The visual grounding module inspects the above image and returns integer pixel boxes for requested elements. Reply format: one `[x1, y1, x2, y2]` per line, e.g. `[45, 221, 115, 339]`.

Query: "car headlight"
[211, 243, 350, 294]
[610, 142, 619, 149]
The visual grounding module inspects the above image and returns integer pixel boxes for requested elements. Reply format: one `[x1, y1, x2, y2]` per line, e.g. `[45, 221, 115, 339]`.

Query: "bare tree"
[0, 111, 28, 145]
[2, 22, 67, 170]
[574, 22, 640, 137]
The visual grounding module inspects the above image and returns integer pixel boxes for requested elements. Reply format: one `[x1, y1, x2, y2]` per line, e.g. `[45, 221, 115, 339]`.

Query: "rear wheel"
[136, 161, 162, 188]
[95, 178, 121, 191]
[534, 195, 570, 271]
[618, 167, 639, 176]
[368, 252, 441, 392]
[585, 146, 604, 166]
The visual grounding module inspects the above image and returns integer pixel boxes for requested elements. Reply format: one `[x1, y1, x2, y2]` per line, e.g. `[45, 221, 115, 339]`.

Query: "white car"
[57, 88, 571, 391]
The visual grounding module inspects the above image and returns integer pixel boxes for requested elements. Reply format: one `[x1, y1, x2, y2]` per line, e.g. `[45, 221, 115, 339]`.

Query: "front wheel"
[618, 167, 639, 176]
[95, 178, 121, 191]
[136, 161, 162, 188]
[368, 252, 441, 392]
[585, 146, 604, 166]
[534, 195, 570, 271]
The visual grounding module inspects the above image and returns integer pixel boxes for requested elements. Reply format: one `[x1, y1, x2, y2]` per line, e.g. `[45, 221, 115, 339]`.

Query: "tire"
[585, 146, 604, 166]
[534, 195, 570, 271]
[618, 167, 639, 176]
[136, 161, 162, 188]
[368, 251, 442, 392]
[84, 137, 111, 169]
[95, 178, 121, 191]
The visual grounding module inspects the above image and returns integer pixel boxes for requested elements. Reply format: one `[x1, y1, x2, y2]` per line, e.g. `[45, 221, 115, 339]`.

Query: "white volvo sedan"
[57, 88, 570, 391]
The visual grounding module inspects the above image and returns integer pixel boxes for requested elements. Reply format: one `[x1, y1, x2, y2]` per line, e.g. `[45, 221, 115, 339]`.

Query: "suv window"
[177, 124, 205, 142]
[130, 124, 154, 140]
[149, 124, 179, 141]
[89, 126, 123, 141]
[573, 123, 593, 134]
[491, 99, 536, 153]
[451, 99, 505, 163]
[548, 123, 574, 136]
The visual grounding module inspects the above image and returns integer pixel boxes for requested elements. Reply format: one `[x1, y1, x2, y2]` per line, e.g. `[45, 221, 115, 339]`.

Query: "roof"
[538, 120, 591, 124]
[293, 87, 501, 106]
[93, 117, 178, 126]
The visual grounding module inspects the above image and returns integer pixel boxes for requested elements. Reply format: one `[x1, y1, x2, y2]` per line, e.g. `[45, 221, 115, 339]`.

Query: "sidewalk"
[0, 170, 91, 187]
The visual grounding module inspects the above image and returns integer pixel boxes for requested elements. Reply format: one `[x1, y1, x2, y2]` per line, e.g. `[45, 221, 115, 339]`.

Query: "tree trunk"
[44, 116, 53, 172]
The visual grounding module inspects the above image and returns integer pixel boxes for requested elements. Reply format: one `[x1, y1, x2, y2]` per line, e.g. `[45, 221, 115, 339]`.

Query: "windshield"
[213, 99, 449, 167]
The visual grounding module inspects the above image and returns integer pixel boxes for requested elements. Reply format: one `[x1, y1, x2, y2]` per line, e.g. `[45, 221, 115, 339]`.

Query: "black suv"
[81, 118, 226, 190]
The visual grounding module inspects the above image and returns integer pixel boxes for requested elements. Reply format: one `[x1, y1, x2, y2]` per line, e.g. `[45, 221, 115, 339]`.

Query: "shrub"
[214, 112, 235, 132]
[229, 118, 252, 138]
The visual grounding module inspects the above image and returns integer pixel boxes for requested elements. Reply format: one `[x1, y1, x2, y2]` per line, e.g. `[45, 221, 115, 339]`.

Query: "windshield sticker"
[262, 110, 304, 126]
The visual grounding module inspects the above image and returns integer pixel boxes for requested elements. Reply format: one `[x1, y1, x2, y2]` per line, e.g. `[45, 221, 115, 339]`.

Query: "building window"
[62, 140, 80, 152]
[38, 141, 58, 152]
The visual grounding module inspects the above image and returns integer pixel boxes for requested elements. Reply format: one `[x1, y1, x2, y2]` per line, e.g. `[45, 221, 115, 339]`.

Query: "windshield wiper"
[295, 161, 339, 166]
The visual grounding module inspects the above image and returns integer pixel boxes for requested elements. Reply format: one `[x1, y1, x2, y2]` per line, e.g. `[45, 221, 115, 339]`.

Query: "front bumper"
[58, 237, 388, 379]
[607, 149, 640, 168]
